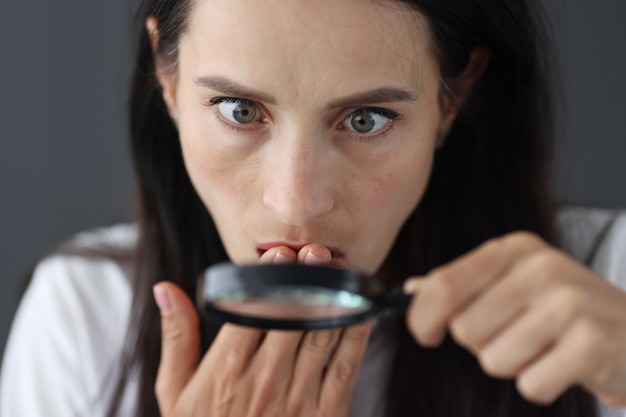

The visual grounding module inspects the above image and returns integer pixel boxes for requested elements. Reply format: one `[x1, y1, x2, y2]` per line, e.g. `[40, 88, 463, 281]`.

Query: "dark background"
[0, 0, 625, 359]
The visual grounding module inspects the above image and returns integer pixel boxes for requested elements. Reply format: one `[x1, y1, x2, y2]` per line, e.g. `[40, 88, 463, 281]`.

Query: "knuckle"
[449, 317, 475, 348]
[307, 330, 336, 350]
[254, 373, 278, 408]
[478, 348, 514, 378]
[224, 346, 248, 373]
[206, 348, 249, 398]
[546, 285, 585, 322]
[479, 237, 505, 257]
[501, 231, 545, 262]
[163, 323, 188, 344]
[517, 377, 555, 405]
[330, 359, 357, 384]
[505, 231, 542, 249]
[429, 269, 459, 304]
[575, 319, 607, 359]
[523, 251, 562, 286]
[528, 251, 556, 273]
[162, 317, 198, 348]
[344, 323, 370, 342]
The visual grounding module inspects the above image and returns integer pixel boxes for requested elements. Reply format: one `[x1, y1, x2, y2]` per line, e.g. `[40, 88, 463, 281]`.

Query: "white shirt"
[2, 208, 625, 417]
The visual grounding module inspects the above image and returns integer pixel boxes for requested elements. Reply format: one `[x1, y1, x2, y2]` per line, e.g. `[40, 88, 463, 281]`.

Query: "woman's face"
[160, 0, 453, 275]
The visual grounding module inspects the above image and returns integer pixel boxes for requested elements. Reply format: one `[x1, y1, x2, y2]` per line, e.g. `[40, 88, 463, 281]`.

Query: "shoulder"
[29, 223, 137, 329]
[558, 206, 626, 290]
[57, 222, 138, 255]
[1, 223, 138, 416]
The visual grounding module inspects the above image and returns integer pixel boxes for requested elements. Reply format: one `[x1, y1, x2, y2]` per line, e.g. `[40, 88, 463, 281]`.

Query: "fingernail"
[305, 250, 329, 265]
[153, 285, 173, 315]
[273, 252, 293, 264]
[403, 278, 425, 294]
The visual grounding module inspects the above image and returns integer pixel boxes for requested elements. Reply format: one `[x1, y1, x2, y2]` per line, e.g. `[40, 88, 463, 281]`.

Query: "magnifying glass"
[197, 262, 412, 330]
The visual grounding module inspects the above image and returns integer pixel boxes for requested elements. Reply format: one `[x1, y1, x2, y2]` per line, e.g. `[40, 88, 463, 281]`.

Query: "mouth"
[256, 242, 345, 260]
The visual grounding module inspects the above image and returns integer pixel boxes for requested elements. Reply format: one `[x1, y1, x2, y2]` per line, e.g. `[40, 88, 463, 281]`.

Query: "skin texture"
[404, 233, 626, 406]
[157, 0, 452, 275]
[151, 0, 454, 414]
[154, 245, 373, 417]
[149, 0, 626, 414]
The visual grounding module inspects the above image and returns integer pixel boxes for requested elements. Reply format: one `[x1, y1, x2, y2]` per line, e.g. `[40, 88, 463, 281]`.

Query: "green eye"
[343, 109, 397, 134]
[215, 98, 259, 124]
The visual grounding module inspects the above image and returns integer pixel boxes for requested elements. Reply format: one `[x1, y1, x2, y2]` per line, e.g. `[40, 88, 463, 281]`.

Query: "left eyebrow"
[327, 87, 418, 109]
[194, 75, 417, 108]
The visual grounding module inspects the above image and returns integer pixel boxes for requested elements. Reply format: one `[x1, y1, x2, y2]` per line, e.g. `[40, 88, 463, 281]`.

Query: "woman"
[2, 0, 626, 416]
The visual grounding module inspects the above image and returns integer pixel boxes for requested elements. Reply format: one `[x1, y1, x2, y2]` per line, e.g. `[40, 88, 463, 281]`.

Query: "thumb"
[403, 276, 427, 294]
[153, 281, 201, 412]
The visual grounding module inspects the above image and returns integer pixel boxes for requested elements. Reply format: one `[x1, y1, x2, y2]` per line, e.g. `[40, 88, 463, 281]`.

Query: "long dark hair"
[109, 0, 598, 416]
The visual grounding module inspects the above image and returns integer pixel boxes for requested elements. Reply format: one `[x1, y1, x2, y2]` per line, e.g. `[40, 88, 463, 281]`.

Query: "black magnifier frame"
[197, 262, 412, 330]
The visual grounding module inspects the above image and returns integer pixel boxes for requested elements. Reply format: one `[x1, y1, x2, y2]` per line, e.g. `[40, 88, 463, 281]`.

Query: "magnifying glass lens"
[198, 263, 408, 330]
[212, 285, 373, 319]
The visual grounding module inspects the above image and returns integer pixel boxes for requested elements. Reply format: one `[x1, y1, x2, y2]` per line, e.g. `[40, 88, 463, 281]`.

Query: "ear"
[146, 17, 178, 120]
[437, 45, 491, 143]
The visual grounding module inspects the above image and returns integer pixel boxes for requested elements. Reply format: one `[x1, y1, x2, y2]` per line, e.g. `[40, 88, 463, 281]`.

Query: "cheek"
[345, 142, 434, 273]
[360, 139, 435, 223]
[182, 141, 254, 212]
[176, 116, 257, 228]
[179, 136, 262, 264]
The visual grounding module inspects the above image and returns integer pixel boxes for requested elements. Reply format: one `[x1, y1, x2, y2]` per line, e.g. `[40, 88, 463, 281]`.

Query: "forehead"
[181, 0, 436, 100]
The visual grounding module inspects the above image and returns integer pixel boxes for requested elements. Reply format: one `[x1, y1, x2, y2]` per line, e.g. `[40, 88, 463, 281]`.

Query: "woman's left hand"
[404, 231, 626, 406]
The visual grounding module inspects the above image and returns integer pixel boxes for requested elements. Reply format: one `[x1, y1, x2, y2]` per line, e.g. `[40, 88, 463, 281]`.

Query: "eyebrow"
[327, 87, 417, 108]
[194, 76, 277, 104]
[194, 75, 417, 108]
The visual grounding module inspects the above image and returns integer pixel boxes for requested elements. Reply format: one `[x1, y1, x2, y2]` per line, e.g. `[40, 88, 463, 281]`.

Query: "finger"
[297, 243, 333, 266]
[288, 329, 342, 413]
[240, 330, 304, 413]
[408, 232, 543, 346]
[448, 265, 533, 351]
[258, 245, 297, 264]
[319, 321, 372, 414]
[186, 323, 265, 412]
[403, 276, 426, 294]
[517, 318, 607, 404]
[200, 323, 265, 376]
[153, 282, 201, 412]
[475, 286, 583, 378]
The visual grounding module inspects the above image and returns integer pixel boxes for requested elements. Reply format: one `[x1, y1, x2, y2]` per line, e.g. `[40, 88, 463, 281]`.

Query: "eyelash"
[207, 96, 254, 107]
[203, 96, 402, 142]
[205, 96, 265, 134]
[340, 107, 400, 143]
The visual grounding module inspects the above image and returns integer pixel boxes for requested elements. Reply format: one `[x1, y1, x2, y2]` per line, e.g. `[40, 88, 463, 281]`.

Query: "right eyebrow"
[194, 76, 277, 105]
[326, 87, 418, 109]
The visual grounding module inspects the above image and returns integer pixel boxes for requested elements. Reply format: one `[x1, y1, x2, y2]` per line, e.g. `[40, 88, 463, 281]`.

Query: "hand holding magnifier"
[197, 262, 411, 330]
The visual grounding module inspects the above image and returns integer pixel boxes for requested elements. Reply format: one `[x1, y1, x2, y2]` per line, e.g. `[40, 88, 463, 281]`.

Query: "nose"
[262, 133, 335, 226]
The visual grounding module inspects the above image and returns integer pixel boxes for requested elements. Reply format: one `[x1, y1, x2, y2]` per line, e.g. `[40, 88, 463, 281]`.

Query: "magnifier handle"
[373, 292, 412, 312]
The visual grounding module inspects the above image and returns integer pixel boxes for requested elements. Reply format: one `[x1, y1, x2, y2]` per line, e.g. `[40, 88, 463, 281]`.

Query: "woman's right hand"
[153, 244, 372, 417]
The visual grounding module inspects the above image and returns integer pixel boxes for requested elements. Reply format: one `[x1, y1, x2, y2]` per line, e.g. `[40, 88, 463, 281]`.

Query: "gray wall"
[1, 0, 625, 358]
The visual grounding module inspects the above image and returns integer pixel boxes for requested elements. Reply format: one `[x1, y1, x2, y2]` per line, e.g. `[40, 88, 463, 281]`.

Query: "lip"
[257, 241, 345, 259]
